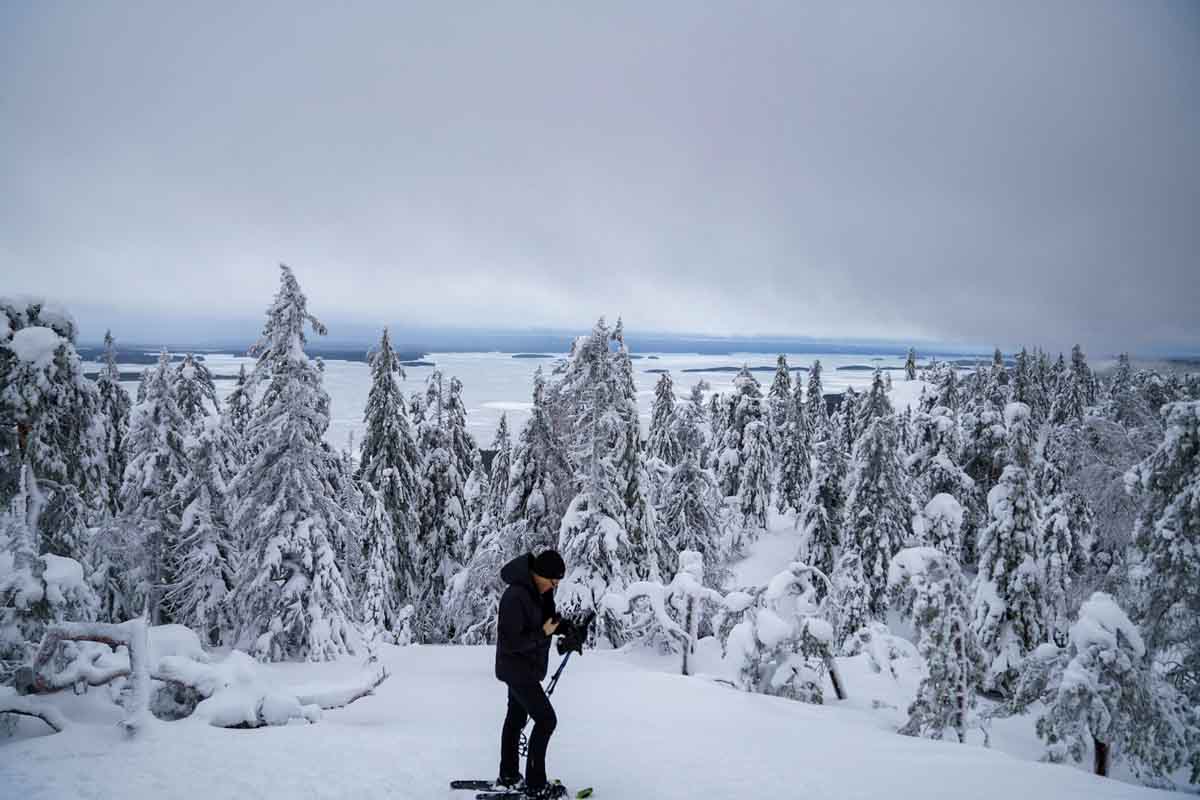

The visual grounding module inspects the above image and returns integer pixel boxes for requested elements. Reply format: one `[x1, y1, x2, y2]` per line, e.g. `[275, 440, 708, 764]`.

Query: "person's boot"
[523, 780, 568, 799]
[495, 773, 524, 791]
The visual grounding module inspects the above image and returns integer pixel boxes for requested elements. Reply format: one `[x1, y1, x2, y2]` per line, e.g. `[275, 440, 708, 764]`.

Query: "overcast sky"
[2, 1, 1197, 354]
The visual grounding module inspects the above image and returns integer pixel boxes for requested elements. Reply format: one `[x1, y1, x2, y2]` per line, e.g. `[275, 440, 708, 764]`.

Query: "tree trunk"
[1094, 737, 1110, 777]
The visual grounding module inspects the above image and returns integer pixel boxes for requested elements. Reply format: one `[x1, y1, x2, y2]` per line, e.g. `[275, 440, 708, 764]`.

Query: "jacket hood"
[500, 553, 536, 589]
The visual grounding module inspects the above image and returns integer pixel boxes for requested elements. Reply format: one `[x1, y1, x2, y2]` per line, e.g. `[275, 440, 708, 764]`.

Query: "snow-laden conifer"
[1008, 593, 1198, 784]
[228, 265, 358, 661]
[767, 355, 792, 438]
[973, 402, 1047, 693]
[775, 374, 811, 516]
[505, 369, 570, 553]
[806, 359, 829, 439]
[414, 370, 468, 642]
[646, 372, 682, 466]
[735, 420, 773, 547]
[173, 353, 219, 426]
[841, 415, 910, 617]
[659, 450, 726, 587]
[0, 298, 107, 559]
[889, 547, 984, 742]
[905, 348, 918, 381]
[796, 433, 843, 589]
[357, 328, 421, 609]
[165, 415, 238, 645]
[0, 464, 98, 685]
[95, 330, 130, 516]
[1127, 400, 1200, 700]
[117, 351, 190, 624]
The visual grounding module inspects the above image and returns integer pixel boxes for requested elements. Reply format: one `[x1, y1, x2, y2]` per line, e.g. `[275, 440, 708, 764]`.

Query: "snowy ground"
[1, 510, 1173, 799]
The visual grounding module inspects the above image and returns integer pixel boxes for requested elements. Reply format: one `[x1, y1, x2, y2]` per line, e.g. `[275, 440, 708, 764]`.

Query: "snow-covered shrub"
[719, 563, 842, 704]
[603, 550, 725, 674]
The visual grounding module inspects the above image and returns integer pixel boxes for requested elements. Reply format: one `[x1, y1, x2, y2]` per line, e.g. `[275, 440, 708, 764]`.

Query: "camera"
[553, 610, 596, 656]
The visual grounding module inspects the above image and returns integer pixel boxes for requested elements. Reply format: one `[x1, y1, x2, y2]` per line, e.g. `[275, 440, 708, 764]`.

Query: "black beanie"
[532, 550, 566, 579]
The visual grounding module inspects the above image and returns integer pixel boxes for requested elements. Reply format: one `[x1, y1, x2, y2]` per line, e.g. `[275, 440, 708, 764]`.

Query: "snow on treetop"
[887, 546, 947, 588]
[5, 326, 64, 366]
[39, 553, 86, 606]
[1003, 401, 1031, 427]
[923, 493, 963, 527]
[1069, 591, 1144, 659]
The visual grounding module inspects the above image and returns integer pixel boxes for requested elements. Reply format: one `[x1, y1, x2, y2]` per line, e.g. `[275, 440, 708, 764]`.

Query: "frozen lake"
[88, 350, 951, 451]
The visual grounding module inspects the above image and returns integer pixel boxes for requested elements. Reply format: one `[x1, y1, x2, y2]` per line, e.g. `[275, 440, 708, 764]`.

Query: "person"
[495, 549, 568, 800]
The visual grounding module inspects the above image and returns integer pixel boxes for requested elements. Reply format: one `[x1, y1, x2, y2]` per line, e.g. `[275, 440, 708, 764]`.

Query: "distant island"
[680, 365, 811, 374]
[512, 353, 557, 359]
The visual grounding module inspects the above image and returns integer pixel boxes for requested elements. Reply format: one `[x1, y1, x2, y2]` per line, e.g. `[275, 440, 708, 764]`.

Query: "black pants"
[499, 681, 557, 788]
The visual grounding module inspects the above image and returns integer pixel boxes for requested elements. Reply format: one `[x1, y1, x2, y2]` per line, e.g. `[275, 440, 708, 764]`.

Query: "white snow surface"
[5, 326, 63, 366]
[2, 511, 1174, 798]
[0, 642, 1166, 800]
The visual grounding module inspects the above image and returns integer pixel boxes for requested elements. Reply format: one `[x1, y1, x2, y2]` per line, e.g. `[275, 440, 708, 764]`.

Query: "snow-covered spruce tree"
[796, 433, 843, 590]
[672, 380, 711, 469]
[735, 420, 773, 548]
[646, 372, 682, 466]
[445, 415, 523, 645]
[446, 375, 479, 487]
[359, 482, 403, 644]
[855, 368, 894, 435]
[905, 348, 918, 381]
[659, 448, 727, 588]
[0, 298, 107, 560]
[716, 365, 766, 499]
[356, 328, 421, 612]
[505, 369, 570, 554]
[806, 359, 829, 440]
[889, 547, 984, 742]
[1009, 348, 1046, 422]
[115, 351, 190, 625]
[767, 354, 792, 440]
[173, 353, 219, 427]
[95, 330, 130, 516]
[916, 493, 965, 559]
[1, 464, 98, 686]
[835, 386, 861, 454]
[1008, 593, 1199, 784]
[165, 415, 238, 645]
[486, 413, 513, 525]
[775, 374, 811, 517]
[973, 402, 1047, 694]
[830, 548, 871, 652]
[228, 265, 358, 662]
[610, 320, 663, 580]
[463, 449, 490, 555]
[555, 319, 639, 644]
[1127, 400, 1200, 701]
[908, 405, 974, 503]
[1035, 432, 1094, 646]
[1049, 344, 1091, 425]
[414, 370, 468, 643]
[841, 415, 910, 617]
[706, 391, 730, 462]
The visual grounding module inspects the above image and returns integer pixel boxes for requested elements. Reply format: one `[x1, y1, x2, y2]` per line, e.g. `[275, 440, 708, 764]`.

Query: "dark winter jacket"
[495, 553, 556, 685]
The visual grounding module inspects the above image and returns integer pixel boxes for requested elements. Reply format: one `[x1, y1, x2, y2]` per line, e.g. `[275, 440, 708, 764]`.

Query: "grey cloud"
[1, 0, 1197, 354]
